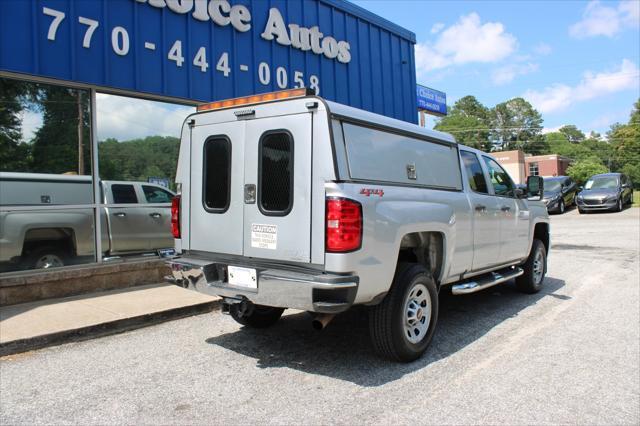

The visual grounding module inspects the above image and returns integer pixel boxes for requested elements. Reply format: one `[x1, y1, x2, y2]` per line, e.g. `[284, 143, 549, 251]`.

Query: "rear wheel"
[516, 239, 546, 294]
[229, 303, 284, 328]
[369, 263, 439, 362]
[25, 246, 68, 270]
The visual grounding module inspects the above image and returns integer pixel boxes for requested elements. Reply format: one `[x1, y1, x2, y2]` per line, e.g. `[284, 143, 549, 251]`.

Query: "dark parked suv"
[576, 173, 634, 213]
[542, 176, 578, 214]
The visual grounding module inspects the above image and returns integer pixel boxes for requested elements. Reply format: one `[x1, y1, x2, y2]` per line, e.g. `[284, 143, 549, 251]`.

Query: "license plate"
[227, 266, 257, 289]
[157, 248, 176, 258]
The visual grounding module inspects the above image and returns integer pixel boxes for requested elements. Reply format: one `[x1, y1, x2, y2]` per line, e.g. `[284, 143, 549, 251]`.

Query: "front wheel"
[516, 239, 547, 294]
[558, 199, 565, 214]
[616, 197, 623, 212]
[369, 263, 439, 362]
[229, 303, 284, 328]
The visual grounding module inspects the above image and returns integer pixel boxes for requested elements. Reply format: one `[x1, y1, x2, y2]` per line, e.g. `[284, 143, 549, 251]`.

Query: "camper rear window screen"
[259, 131, 293, 215]
[203, 137, 231, 212]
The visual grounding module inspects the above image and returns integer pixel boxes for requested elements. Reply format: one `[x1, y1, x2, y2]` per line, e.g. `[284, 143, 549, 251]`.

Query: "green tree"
[491, 98, 545, 154]
[544, 131, 594, 161]
[434, 96, 492, 151]
[29, 86, 91, 174]
[558, 125, 585, 143]
[98, 136, 180, 189]
[608, 98, 640, 187]
[0, 78, 34, 171]
[566, 159, 608, 184]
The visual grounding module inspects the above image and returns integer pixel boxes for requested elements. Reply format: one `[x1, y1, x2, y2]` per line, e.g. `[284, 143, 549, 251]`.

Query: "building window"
[529, 162, 539, 176]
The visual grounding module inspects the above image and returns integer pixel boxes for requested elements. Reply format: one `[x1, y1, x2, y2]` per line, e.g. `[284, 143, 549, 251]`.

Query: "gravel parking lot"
[1, 207, 639, 425]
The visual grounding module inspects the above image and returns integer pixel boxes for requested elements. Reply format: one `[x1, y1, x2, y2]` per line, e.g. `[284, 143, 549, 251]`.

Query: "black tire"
[616, 197, 623, 212]
[25, 245, 67, 270]
[229, 303, 284, 328]
[578, 208, 585, 214]
[558, 199, 565, 214]
[369, 263, 439, 362]
[516, 239, 547, 294]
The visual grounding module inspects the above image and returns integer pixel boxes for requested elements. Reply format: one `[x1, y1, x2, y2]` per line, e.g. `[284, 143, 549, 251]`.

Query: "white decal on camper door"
[251, 224, 277, 249]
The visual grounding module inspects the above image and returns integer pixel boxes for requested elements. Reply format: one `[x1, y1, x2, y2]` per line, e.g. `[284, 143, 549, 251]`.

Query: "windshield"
[585, 177, 618, 190]
[544, 180, 562, 192]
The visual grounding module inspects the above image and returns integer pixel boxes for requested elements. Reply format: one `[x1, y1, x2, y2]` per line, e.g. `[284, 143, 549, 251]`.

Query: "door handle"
[114, 212, 126, 217]
[475, 205, 486, 212]
[149, 212, 161, 218]
[501, 206, 511, 212]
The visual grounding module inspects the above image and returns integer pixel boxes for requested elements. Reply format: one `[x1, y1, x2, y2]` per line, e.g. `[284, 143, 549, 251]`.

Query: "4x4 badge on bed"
[360, 188, 384, 197]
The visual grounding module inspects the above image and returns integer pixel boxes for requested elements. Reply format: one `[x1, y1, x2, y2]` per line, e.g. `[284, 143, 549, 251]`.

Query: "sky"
[19, 0, 640, 142]
[353, 0, 640, 134]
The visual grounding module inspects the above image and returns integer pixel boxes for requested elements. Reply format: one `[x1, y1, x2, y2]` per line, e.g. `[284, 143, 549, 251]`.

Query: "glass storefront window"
[0, 78, 194, 275]
[0, 76, 95, 272]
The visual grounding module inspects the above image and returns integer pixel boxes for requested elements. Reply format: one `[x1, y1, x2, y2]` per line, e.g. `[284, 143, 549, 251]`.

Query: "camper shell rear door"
[187, 100, 313, 263]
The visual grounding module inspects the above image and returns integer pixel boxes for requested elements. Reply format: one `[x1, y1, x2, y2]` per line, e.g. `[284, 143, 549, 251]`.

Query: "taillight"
[326, 197, 362, 253]
[171, 195, 181, 239]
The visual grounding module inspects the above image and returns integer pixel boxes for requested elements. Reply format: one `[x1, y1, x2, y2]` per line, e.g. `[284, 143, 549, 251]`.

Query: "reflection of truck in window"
[167, 89, 551, 362]
[0, 172, 175, 271]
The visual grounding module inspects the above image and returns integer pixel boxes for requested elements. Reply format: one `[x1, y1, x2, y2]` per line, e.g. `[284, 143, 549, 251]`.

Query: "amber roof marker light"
[197, 88, 314, 112]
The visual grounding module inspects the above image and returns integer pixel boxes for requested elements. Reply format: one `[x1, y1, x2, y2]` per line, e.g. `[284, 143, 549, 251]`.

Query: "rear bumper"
[167, 257, 359, 314]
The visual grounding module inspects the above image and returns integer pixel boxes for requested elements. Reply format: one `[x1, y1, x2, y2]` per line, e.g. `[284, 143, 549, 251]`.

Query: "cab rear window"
[203, 137, 231, 212]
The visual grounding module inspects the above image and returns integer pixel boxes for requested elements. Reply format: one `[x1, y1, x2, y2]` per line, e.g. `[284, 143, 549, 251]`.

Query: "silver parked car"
[576, 172, 634, 213]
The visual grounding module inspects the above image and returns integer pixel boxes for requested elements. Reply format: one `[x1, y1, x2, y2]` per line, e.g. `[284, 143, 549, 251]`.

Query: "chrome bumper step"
[451, 267, 524, 295]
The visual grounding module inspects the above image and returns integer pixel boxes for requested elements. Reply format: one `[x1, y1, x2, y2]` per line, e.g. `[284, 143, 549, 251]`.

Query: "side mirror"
[577, 185, 583, 192]
[526, 176, 544, 201]
[514, 187, 525, 198]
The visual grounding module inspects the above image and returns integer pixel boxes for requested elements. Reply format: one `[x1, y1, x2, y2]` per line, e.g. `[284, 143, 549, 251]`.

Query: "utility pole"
[77, 91, 84, 175]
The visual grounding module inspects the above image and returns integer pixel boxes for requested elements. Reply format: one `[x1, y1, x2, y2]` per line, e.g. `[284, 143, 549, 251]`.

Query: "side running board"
[451, 267, 524, 295]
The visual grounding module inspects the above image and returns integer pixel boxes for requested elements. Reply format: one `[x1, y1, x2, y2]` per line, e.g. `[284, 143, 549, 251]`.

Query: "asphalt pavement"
[1, 207, 639, 425]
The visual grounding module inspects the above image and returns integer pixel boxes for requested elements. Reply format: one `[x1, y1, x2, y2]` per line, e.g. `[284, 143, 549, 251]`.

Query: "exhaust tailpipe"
[312, 313, 336, 331]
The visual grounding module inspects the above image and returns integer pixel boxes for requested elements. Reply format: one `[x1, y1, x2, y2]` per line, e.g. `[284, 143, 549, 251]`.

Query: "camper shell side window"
[336, 121, 463, 190]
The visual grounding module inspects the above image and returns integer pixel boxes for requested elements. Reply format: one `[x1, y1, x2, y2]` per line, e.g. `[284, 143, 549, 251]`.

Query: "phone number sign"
[417, 84, 447, 116]
[0, 0, 419, 123]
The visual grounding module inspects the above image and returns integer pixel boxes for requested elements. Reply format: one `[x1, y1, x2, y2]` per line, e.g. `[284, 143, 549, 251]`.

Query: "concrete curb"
[0, 299, 220, 357]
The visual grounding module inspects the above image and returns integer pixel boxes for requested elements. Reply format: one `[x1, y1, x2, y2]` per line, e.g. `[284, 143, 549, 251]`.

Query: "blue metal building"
[0, 0, 418, 123]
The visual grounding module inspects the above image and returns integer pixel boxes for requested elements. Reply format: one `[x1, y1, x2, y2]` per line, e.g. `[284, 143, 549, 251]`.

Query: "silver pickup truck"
[0, 173, 175, 271]
[168, 89, 550, 362]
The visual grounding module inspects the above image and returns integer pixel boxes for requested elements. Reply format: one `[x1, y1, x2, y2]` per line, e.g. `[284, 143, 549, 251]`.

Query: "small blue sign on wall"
[417, 85, 446, 116]
[0, 0, 419, 124]
[148, 177, 170, 189]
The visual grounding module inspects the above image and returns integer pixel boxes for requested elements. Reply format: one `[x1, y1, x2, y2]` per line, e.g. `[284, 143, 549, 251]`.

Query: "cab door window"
[142, 185, 173, 203]
[111, 184, 138, 203]
[482, 156, 515, 197]
[461, 151, 489, 194]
